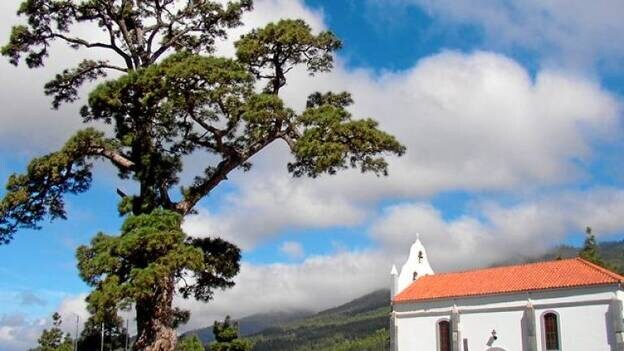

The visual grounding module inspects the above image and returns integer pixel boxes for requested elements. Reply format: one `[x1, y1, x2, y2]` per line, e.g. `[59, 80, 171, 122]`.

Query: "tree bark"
[133, 278, 177, 351]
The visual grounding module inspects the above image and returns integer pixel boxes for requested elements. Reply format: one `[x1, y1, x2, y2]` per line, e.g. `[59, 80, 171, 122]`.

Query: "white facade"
[391, 238, 624, 351]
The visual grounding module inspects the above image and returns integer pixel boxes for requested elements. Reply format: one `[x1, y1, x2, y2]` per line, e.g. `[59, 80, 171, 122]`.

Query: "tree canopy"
[77, 209, 241, 329]
[1, 1, 405, 350]
[0, 19, 405, 242]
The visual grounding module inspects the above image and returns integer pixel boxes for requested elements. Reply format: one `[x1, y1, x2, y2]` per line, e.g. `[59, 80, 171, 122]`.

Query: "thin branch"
[116, 188, 128, 198]
[280, 134, 296, 150]
[89, 146, 136, 171]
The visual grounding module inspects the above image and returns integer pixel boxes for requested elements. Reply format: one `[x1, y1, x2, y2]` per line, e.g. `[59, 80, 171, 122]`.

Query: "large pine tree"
[0, 1, 405, 350]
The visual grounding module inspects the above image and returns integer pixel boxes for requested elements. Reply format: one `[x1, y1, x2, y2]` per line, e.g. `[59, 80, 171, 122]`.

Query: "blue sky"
[2, 0, 624, 349]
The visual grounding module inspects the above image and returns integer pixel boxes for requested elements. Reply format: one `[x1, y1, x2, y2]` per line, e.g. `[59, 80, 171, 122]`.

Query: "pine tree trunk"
[133, 278, 177, 351]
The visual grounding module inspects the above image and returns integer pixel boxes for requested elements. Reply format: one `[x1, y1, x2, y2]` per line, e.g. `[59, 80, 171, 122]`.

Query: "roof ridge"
[394, 257, 624, 304]
[427, 257, 580, 277]
[574, 257, 624, 282]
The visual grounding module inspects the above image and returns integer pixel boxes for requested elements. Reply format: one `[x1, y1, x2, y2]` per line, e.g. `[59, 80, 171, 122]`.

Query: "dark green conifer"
[580, 226, 605, 266]
[210, 316, 251, 351]
[1, 1, 405, 349]
[177, 335, 206, 351]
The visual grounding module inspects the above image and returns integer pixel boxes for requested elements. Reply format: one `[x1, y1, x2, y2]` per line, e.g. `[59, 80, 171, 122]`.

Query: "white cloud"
[0, 293, 88, 351]
[176, 250, 389, 332]
[372, 188, 624, 272]
[393, 0, 624, 71]
[280, 241, 305, 260]
[0, 314, 45, 351]
[56, 293, 90, 333]
[187, 51, 620, 249]
[183, 173, 365, 249]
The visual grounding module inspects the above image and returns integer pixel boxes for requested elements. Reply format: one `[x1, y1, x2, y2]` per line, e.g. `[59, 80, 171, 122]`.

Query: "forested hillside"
[182, 310, 314, 344]
[248, 289, 391, 351]
[535, 240, 624, 273]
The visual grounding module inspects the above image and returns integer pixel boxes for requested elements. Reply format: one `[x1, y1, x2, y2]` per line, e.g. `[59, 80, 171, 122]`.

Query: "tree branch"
[89, 147, 135, 171]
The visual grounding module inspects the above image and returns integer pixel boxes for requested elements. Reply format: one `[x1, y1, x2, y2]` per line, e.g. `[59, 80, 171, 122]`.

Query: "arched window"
[543, 312, 560, 350]
[438, 320, 451, 351]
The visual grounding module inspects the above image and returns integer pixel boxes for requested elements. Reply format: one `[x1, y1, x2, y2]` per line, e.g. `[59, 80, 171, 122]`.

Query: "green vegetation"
[246, 290, 390, 351]
[0, 1, 404, 349]
[183, 311, 313, 344]
[77, 315, 128, 351]
[177, 335, 205, 351]
[210, 316, 252, 351]
[578, 226, 620, 272]
[309, 329, 389, 351]
[30, 313, 74, 351]
[77, 209, 240, 349]
[546, 238, 624, 274]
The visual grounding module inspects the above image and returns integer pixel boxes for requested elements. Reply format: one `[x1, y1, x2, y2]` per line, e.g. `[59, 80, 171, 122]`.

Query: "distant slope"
[248, 289, 391, 351]
[183, 309, 314, 344]
[490, 240, 624, 273]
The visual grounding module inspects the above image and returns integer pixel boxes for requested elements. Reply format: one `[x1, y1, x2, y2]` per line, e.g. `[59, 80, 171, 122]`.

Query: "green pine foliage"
[77, 209, 240, 341]
[76, 315, 129, 351]
[578, 227, 620, 272]
[177, 335, 206, 351]
[579, 227, 605, 265]
[211, 316, 252, 351]
[310, 329, 389, 351]
[30, 313, 74, 351]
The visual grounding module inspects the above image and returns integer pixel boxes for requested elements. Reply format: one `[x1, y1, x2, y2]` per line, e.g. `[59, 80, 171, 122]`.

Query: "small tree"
[177, 335, 205, 351]
[210, 316, 251, 351]
[31, 313, 74, 351]
[580, 226, 605, 266]
[77, 315, 129, 351]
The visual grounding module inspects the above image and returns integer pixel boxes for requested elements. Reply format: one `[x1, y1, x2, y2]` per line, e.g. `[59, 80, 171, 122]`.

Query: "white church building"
[390, 236, 624, 351]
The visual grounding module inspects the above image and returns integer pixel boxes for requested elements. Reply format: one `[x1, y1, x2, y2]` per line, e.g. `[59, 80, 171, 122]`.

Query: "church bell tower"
[391, 234, 434, 297]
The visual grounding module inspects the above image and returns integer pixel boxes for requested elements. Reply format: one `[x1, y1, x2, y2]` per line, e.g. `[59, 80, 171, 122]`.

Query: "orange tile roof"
[393, 258, 624, 304]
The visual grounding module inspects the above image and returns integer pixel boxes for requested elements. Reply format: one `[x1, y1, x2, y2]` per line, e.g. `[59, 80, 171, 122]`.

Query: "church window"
[412, 271, 418, 280]
[543, 312, 560, 350]
[438, 320, 451, 351]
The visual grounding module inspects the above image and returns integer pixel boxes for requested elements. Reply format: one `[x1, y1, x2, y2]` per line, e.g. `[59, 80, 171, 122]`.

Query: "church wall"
[394, 284, 622, 351]
[459, 309, 524, 350]
[396, 314, 442, 350]
[538, 303, 612, 351]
